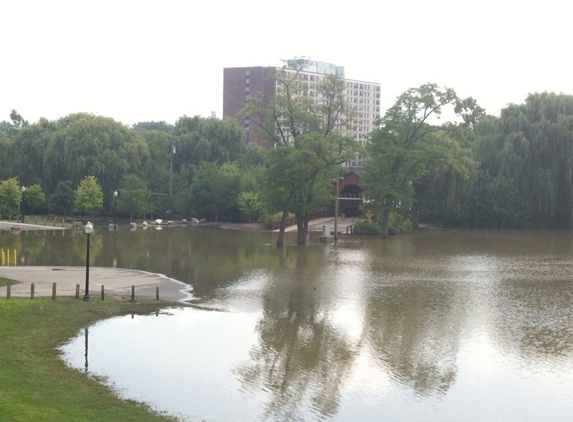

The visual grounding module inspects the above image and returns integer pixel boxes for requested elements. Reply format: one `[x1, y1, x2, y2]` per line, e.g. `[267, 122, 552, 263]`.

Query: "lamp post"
[83, 221, 94, 301]
[169, 144, 176, 220]
[20, 186, 26, 222]
[113, 190, 118, 230]
[334, 176, 344, 243]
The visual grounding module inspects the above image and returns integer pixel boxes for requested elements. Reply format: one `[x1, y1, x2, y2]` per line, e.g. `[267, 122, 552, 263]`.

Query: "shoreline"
[0, 266, 192, 303]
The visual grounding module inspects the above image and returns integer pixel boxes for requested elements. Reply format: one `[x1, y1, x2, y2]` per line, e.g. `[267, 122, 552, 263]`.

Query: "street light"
[113, 190, 118, 230]
[20, 186, 26, 222]
[83, 221, 94, 301]
[334, 176, 344, 243]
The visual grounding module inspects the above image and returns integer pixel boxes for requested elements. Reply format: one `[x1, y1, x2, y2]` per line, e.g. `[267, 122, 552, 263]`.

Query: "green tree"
[74, 176, 103, 216]
[247, 60, 359, 245]
[137, 128, 173, 202]
[189, 162, 242, 222]
[363, 83, 481, 237]
[117, 175, 152, 221]
[8, 113, 151, 198]
[237, 191, 262, 223]
[22, 183, 45, 215]
[49, 180, 75, 215]
[132, 121, 173, 132]
[173, 116, 247, 167]
[9, 109, 27, 129]
[472, 93, 573, 227]
[0, 178, 22, 216]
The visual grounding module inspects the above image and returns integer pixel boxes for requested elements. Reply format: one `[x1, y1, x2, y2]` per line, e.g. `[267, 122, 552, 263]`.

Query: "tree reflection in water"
[364, 284, 463, 397]
[236, 246, 359, 421]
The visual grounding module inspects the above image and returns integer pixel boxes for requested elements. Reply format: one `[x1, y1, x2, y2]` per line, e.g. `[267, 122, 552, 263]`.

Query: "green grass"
[0, 298, 181, 422]
[0, 276, 19, 287]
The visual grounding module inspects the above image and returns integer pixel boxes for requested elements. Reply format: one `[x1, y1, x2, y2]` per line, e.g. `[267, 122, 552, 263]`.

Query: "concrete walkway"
[279, 217, 358, 233]
[0, 266, 193, 303]
[0, 221, 67, 232]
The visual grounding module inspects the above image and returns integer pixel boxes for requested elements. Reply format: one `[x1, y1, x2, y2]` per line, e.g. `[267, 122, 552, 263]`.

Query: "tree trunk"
[276, 190, 297, 247]
[296, 211, 306, 244]
[381, 209, 390, 238]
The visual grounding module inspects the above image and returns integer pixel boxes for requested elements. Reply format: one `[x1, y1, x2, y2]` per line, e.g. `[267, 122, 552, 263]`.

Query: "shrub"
[353, 219, 381, 236]
[388, 212, 413, 234]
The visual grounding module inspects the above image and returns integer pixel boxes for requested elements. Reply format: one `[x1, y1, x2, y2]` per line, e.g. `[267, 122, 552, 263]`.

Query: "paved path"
[279, 217, 358, 233]
[0, 266, 193, 303]
[0, 221, 67, 232]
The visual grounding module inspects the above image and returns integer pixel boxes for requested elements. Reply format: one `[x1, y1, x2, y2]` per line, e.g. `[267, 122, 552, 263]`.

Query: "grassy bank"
[0, 276, 18, 287]
[0, 298, 180, 422]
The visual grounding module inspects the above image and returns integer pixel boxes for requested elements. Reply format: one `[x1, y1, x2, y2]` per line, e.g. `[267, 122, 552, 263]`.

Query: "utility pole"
[168, 144, 176, 219]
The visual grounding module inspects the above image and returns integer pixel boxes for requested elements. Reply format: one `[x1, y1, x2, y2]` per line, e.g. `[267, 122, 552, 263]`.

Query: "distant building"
[223, 60, 380, 167]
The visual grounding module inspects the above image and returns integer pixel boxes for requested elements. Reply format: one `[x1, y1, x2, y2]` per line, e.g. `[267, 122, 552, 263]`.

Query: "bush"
[353, 219, 381, 236]
[388, 212, 413, 234]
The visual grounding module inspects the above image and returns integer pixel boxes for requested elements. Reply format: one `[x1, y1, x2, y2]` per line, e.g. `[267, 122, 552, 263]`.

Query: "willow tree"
[8, 113, 151, 209]
[247, 59, 359, 245]
[474, 92, 573, 227]
[172, 116, 247, 166]
[363, 83, 481, 237]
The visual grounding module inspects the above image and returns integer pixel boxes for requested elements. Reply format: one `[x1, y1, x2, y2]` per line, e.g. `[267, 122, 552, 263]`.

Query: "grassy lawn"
[0, 298, 181, 422]
[0, 276, 19, 287]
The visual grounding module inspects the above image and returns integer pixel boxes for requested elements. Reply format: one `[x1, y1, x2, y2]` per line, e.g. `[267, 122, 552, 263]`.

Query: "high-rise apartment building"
[223, 60, 381, 167]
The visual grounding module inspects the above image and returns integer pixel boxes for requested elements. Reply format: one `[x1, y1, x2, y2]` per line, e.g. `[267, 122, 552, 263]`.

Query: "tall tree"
[248, 60, 359, 245]
[132, 121, 173, 132]
[363, 83, 482, 237]
[173, 116, 247, 166]
[9, 109, 27, 129]
[117, 174, 152, 221]
[188, 162, 242, 222]
[472, 92, 573, 227]
[8, 113, 151, 199]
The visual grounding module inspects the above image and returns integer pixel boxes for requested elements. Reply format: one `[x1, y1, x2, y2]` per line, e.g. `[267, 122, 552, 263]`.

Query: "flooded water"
[4, 226, 573, 421]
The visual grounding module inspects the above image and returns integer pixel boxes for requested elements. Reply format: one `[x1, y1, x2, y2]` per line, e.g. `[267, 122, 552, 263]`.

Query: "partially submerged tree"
[363, 83, 483, 237]
[247, 59, 360, 245]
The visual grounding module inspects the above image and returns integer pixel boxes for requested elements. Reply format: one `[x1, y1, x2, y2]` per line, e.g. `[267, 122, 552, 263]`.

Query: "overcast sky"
[2, 0, 571, 126]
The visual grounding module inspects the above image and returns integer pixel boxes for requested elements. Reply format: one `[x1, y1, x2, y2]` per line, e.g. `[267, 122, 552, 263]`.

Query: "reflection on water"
[7, 227, 573, 421]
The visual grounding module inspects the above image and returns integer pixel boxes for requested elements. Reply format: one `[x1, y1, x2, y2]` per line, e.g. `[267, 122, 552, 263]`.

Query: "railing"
[271, 210, 331, 230]
[3, 282, 163, 301]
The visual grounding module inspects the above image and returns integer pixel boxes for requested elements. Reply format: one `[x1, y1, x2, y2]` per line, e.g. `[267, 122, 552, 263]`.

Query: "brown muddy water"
[4, 226, 573, 421]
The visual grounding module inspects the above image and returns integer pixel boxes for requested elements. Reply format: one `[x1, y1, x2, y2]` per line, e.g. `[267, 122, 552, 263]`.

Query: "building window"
[246, 70, 250, 77]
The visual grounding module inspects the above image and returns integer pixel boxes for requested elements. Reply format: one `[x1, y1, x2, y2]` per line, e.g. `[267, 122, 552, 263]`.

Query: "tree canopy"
[247, 61, 360, 244]
[363, 83, 482, 236]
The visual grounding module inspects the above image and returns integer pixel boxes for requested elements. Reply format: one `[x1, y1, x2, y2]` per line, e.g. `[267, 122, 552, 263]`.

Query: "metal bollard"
[52, 282, 57, 300]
